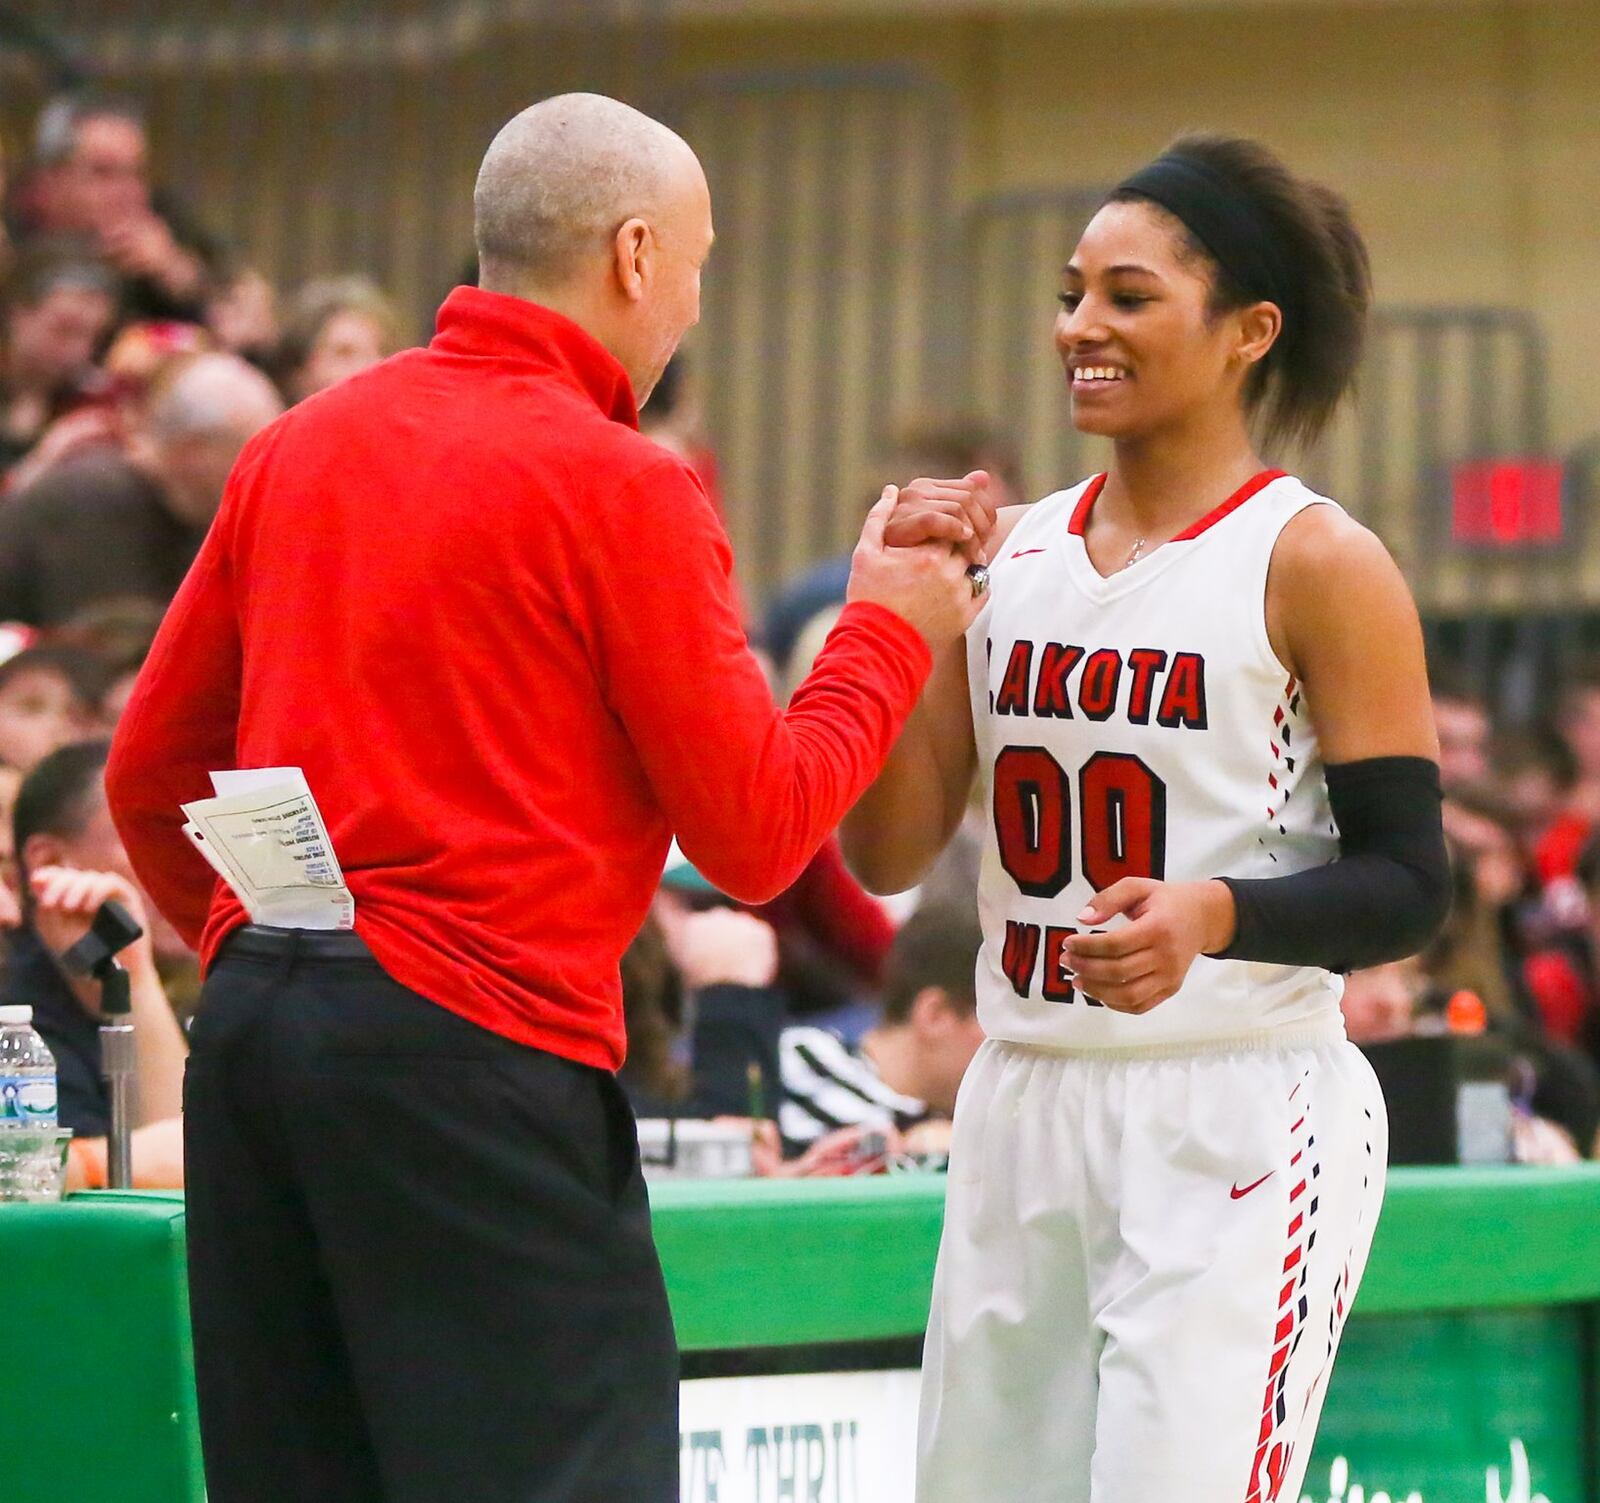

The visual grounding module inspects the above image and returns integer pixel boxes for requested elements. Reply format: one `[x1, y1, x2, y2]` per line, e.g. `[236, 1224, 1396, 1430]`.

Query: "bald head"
[142, 353, 284, 527]
[147, 352, 283, 443]
[475, 93, 700, 292]
[471, 94, 713, 405]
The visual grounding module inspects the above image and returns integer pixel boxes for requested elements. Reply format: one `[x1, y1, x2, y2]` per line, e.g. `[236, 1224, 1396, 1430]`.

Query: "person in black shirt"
[0, 740, 185, 1185]
[4, 918, 107, 1133]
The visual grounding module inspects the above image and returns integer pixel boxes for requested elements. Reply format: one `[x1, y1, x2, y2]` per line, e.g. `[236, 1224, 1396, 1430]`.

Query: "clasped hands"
[880, 469, 997, 566]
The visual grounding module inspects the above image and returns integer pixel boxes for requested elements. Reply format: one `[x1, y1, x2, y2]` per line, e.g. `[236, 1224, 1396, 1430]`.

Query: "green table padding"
[652, 1174, 945, 1351]
[651, 1163, 1600, 1349]
[1307, 1306, 1594, 1503]
[5, 1165, 1598, 1502]
[0, 1190, 202, 1503]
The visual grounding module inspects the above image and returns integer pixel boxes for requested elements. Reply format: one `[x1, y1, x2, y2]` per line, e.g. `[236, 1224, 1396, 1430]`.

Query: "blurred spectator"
[276, 275, 405, 402]
[1, 318, 218, 496]
[0, 644, 104, 773]
[1522, 834, 1600, 1073]
[636, 889, 787, 1120]
[0, 246, 116, 476]
[639, 354, 721, 512]
[622, 892, 984, 1173]
[780, 604, 844, 704]
[103, 317, 215, 396]
[1495, 728, 1577, 863]
[757, 836, 898, 1026]
[0, 351, 281, 625]
[1420, 816, 1600, 1156]
[1423, 808, 1528, 1030]
[761, 417, 1023, 675]
[751, 607, 904, 1017]
[656, 819, 895, 1035]
[637, 353, 696, 459]
[1429, 658, 1491, 798]
[205, 264, 279, 369]
[1341, 953, 1589, 1163]
[11, 92, 217, 323]
[0, 139, 12, 279]
[1339, 958, 1423, 1045]
[1, 740, 186, 1186]
[1535, 661, 1600, 885]
[777, 901, 983, 1156]
[54, 597, 166, 728]
[0, 761, 21, 926]
[618, 912, 691, 1113]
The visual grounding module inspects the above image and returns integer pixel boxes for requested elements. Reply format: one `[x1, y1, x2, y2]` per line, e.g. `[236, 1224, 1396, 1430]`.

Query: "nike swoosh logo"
[1009, 548, 1048, 559]
[1230, 1172, 1275, 1200]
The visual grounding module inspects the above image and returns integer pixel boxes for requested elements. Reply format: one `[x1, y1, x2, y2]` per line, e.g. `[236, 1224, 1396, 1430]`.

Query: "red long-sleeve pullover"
[106, 288, 931, 1071]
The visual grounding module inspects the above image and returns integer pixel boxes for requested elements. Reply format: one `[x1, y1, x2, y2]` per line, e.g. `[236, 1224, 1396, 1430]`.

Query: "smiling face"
[1055, 199, 1275, 443]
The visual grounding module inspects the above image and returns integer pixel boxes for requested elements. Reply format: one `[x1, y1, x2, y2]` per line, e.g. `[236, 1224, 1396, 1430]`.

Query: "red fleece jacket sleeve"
[105, 463, 248, 949]
[585, 459, 932, 903]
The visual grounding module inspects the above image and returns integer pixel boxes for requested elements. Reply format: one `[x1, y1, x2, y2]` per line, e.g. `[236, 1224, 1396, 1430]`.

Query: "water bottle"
[0, 1004, 62, 1202]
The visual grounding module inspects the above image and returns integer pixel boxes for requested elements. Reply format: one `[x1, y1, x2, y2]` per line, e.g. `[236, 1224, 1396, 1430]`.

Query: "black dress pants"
[183, 927, 679, 1503]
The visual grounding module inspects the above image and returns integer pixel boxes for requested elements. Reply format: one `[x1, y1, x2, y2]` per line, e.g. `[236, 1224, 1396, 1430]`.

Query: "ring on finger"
[966, 564, 990, 598]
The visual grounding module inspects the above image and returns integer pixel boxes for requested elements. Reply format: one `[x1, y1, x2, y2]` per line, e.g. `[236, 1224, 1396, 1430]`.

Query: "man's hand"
[100, 213, 205, 299]
[847, 488, 986, 652]
[29, 867, 157, 983]
[1061, 878, 1235, 1015]
[881, 471, 996, 565]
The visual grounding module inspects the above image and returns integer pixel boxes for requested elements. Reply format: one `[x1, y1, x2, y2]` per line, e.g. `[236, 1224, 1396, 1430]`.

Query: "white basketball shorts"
[917, 1028, 1387, 1503]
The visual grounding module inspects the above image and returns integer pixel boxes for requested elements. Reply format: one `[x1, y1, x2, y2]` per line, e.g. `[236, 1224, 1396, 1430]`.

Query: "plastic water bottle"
[0, 1004, 61, 1202]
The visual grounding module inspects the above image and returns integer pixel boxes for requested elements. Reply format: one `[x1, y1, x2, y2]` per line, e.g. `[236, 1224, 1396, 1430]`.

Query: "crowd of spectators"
[0, 90, 413, 1187]
[2, 83, 1597, 1196]
[1333, 663, 1600, 1161]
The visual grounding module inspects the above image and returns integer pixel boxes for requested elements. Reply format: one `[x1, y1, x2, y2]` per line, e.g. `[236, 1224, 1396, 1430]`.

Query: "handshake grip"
[878, 470, 996, 564]
[847, 471, 998, 651]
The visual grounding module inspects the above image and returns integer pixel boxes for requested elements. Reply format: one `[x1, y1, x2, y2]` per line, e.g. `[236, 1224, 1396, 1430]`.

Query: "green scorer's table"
[4, 1167, 1597, 1502]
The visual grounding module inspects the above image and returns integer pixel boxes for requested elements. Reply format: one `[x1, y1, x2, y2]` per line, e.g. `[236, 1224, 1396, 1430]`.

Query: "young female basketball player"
[844, 136, 1450, 1503]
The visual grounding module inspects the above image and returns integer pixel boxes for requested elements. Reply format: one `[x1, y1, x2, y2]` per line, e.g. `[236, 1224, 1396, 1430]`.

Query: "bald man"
[108, 95, 987, 1502]
[0, 352, 283, 625]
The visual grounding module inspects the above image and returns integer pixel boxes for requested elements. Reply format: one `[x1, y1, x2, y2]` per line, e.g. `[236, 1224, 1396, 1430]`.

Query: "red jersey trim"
[1172, 468, 1288, 540]
[1066, 473, 1109, 535]
[1067, 468, 1287, 540]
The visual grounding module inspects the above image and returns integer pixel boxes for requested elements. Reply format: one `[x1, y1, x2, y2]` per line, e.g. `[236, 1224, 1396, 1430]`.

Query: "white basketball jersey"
[967, 468, 1346, 1052]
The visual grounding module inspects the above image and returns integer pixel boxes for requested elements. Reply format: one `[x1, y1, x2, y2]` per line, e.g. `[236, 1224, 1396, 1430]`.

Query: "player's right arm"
[839, 502, 1030, 894]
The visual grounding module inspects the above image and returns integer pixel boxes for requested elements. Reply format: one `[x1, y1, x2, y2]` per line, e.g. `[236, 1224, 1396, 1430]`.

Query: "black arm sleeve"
[1214, 755, 1450, 973]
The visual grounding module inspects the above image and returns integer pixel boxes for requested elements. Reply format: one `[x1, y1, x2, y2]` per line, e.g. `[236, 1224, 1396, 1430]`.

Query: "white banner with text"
[679, 1369, 920, 1503]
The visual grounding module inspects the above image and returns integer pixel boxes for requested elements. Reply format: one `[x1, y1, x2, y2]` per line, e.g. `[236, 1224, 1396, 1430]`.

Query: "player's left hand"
[1062, 877, 1236, 1014]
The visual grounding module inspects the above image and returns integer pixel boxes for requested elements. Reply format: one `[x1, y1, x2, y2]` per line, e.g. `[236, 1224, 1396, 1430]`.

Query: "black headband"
[1114, 153, 1300, 340]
